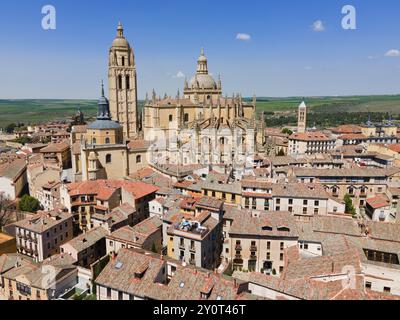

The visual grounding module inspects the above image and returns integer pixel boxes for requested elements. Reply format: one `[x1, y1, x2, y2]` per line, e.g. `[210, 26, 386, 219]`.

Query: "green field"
[0, 99, 98, 129]
[253, 95, 400, 114]
[0, 95, 399, 130]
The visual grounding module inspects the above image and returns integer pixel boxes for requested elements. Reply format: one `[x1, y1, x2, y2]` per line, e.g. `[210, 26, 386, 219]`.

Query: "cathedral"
[71, 23, 266, 182]
[143, 48, 266, 167]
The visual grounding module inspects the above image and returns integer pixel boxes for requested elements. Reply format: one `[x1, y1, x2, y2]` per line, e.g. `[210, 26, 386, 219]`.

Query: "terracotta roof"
[230, 211, 298, 238]
[14, 211, 72, 234]
[109, 217, 162, 246]
[331, 125, 362, 134]
[241, 180, 273, 189]
[366, 195, 391, 209]
[339, 134, 367, 140]
[0, 158, 26, 181]
[388, 144, 400, 153]
[66, 180, 159, 200]
[272, 183, 330, 199]
[289, 132, 333, 142]
[130, 167, 156, 180]
[195, 196, 223, 210]
[95, 248, 241, 300]
[128, 139, 150, 151]
[294, 167, 400, 178]
[284, 248, 362, 280]
[40, 141, 70, 153]
[61, 227, 108, 253]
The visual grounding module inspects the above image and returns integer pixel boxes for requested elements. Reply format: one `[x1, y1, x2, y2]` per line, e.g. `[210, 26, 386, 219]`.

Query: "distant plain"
[0, 95, 399, 129]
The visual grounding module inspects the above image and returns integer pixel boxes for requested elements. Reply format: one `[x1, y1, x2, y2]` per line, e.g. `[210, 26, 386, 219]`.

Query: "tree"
[281, 128, 293, 135]
[15, 136, 32, 145]
[0, 193, 15, 230]
[344, 194, 357, 216]
[18, 195, 40, 213]
[4, 123, 16, 134]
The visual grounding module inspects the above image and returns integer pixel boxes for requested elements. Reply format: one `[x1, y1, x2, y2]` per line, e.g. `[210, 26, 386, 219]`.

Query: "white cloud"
[367, 55, 379, 60]
[312, 20, 325, 32]
[173, 71, 185, 78]
[385, 49, 400, 57]
[236, 33, 251, 41]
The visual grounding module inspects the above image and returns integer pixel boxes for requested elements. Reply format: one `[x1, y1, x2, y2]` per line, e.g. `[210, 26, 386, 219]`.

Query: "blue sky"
[0, 0, 400, 99]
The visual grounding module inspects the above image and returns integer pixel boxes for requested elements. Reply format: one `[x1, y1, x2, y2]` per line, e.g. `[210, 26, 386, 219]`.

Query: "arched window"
[118, 75, 122, 90]
[121, 56, 125, 66]
[105, 137, 110, 144]
[136, 155, 142, 163]
[126, 76, 130, 90]
[106, 154, 112, 163]
[92, 138, 97, 145]
[169, 115, 173, 122]
[184, 113, 189, 123]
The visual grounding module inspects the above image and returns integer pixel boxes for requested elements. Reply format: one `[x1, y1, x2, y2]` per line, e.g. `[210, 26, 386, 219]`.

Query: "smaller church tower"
[297, 100, 307, 133]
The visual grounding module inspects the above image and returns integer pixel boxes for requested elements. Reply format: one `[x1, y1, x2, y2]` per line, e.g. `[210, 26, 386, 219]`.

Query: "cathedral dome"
[111, 22, 130, 49]
[188, 74, 217, 90]
[111, 37, 130, 48]
[88, 119, 122, 130]
[88, 82, 122, 131]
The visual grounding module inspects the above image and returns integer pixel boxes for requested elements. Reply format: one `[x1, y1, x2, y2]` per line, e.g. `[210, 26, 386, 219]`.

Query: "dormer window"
[262, 226, 273, 231]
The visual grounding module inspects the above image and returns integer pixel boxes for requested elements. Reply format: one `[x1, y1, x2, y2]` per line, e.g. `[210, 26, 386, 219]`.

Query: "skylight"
[115, 262, 123, 269]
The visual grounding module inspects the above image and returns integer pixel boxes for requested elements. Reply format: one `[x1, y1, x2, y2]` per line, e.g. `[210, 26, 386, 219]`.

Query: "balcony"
[189, 246, 196, 253]
[249, 255, 257, 261]
[250, 245, 258, 252]
[179, 243, 185, 250]
[235, 245, 242, 251]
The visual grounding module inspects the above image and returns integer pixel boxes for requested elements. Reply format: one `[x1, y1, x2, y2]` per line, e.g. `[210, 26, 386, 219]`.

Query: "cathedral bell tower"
[108, 22, 139, 138]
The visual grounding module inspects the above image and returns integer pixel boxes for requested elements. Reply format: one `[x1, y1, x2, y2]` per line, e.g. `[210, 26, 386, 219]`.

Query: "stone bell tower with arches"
[108, 22, 139, 138]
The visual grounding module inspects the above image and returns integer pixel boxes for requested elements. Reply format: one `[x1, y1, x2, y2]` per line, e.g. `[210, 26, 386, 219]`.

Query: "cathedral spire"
[217, 95, 221, 121]
[225, 94, 229, 121]
[117, 22, 124, 37]
[97, 81, 111, 120]
[197, 48, 208, 75]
